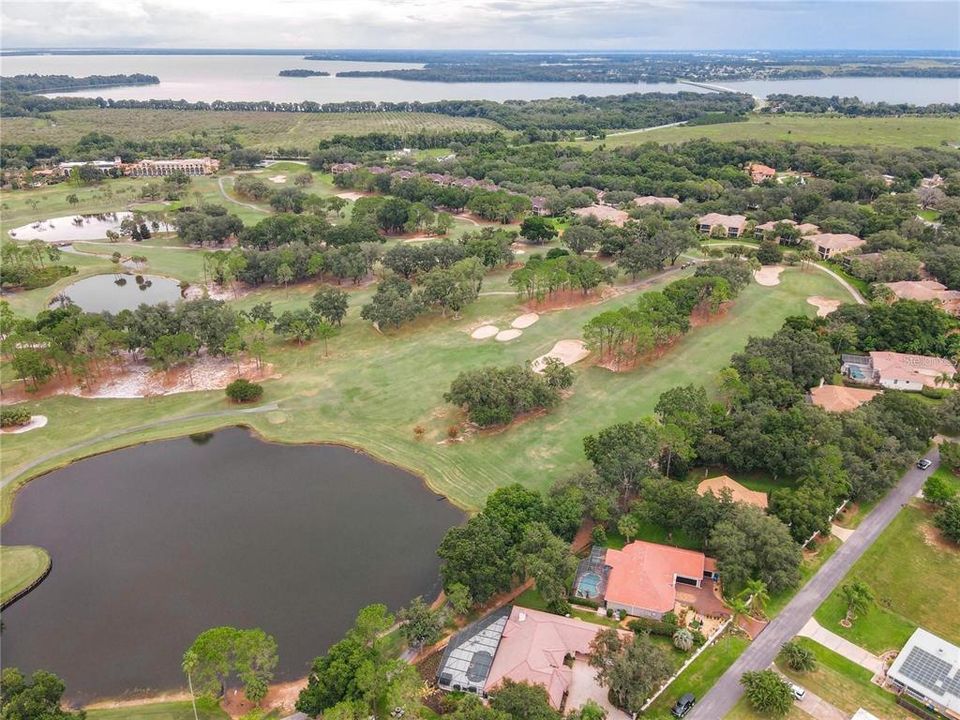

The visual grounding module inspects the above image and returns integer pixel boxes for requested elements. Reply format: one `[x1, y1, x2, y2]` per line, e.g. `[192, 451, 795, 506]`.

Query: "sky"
[2, 0, 958, 52]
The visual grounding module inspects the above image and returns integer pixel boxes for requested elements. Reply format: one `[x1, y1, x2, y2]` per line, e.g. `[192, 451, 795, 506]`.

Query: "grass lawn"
[725, 696, 811, 720]
[87, 700, 229, 720]
[777, 638, 913, 720]
[814, 504, 960, 652]
[643, 633, 750, 719]
[1, 266, 852, 520]
[580, 115, 960, 150]
[604, 521, 701, 551]
[0, 544, 51, 605]
[2, 110, 502, 152]
[917, 209, 941, 222]
[929, 466, 960, 494]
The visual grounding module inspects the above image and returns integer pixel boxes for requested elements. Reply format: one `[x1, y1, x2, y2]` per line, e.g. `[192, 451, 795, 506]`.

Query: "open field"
[778, 638, 913, 719]
[579, 114, 960, 150]
[814, 503, 960, 652]
[1, 109, 503, 152]
[1, 266, 850, 518]
[0, 544, 51, 605]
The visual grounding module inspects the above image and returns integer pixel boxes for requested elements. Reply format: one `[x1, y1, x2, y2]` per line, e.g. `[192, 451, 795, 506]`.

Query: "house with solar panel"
[886, 628, 960, 719]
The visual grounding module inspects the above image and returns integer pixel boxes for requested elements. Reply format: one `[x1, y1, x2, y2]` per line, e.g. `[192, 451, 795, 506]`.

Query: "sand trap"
[0, 415, 48, 434]
[753, 265, 785, 286]
[336, 191, 365, 201]
[511, 313, 540, 329]
[496, 329, 523, 342]
[471, 325, 499, 339]
[268, 175, 287, 184]
[807, 295, 842, 317]
[532, 340, 590, 372]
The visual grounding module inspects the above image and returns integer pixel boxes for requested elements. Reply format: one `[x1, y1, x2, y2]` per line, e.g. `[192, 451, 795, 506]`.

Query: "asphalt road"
[688, 448, 940, 720]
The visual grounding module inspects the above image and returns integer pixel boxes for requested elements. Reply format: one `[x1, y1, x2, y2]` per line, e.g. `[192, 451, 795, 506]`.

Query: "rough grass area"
[777, 638, 913, 720]
[2, 110, 503, 152]
[0, 544, 51, 605]
[814, 504, 960, 651]
[87, 700, 229, 720]
[580, 114, 960, 150]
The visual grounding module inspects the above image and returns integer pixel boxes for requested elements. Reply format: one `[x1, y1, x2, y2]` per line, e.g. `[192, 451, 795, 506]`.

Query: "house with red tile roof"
[633, 195, 681, 209]
[572, 204, 630, 226]
[747, 163, 777, 184]
[698, 213, 747, 238]
[808, 233, 865, 259]
[696, 475, 768, 509]
[809, 383, 881, 413]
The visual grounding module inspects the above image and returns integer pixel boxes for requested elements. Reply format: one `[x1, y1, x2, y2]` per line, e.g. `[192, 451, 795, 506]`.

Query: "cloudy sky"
[2, 0, 958, 51]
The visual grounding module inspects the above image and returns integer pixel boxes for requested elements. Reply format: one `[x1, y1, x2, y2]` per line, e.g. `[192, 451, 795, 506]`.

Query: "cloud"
[2, 0, 957, 49]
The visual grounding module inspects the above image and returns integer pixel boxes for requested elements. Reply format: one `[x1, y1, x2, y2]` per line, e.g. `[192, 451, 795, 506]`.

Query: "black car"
[671, 693, 696, 718]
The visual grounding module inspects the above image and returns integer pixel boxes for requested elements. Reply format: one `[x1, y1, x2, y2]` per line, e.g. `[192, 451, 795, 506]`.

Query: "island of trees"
[278, 69, 331, 78]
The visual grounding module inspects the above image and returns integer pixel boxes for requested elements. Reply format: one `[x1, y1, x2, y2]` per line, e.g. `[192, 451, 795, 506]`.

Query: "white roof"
[887, 628, 960, 715]
[851, 710, 882, 720]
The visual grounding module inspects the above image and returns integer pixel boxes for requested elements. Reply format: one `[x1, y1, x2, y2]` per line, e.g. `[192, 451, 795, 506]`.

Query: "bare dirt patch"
[267, 174, 287, 184]
[532, 340, 590, 372]
[495, 328, 523, 342]
[919, 522, 957, 552]
[471, 324, 499, 339]
[184, 282, 245, 302]
[807, 295, 842, 317]
[335, 191, 367, 201]
[523, 288, 611, 313]
[511, 312, 540, 329]
[753, 265, 785, 286]
[0, 415, 48, 434]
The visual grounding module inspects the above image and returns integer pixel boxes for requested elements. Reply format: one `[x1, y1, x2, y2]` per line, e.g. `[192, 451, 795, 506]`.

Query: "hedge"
[1, 406, 32, 427]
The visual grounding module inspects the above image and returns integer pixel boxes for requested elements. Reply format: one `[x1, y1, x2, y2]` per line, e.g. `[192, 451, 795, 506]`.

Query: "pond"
[9, 213, 133, 244]
[53, 274, 184, 313]
[0, 428, 463, 703]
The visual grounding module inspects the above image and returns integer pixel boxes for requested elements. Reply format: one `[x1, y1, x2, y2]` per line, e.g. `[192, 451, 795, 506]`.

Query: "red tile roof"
[604, 541, 713, 615]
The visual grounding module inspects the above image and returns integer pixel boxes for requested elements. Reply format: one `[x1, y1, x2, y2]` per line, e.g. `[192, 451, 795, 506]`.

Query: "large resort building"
[126, 157, 219, 176]
[697, 213, 747, 238]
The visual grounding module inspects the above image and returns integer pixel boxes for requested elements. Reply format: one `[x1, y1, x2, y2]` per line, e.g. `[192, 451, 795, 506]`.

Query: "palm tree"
[728, 597, 750, 631]
[840, 580, 874, 625]
[741, 579, 770, 619]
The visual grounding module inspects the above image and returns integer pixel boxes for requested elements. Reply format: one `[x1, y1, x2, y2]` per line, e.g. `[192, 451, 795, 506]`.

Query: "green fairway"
[2, 109, 502, 153]
[87, 700, 229, 720]
[579, 114, 960, 150]
[1, 266, 850, 517]
[0, 544, 51, 605]
[814, 504, 960, 652]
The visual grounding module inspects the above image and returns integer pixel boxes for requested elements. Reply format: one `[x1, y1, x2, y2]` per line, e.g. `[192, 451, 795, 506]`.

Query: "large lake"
[0, 428, 463, 703]
[5, 54, 958, 104]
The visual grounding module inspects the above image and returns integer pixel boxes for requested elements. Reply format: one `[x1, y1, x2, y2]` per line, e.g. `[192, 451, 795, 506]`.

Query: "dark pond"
[52, 274, 183, 313]
[0, 428, 463, 703]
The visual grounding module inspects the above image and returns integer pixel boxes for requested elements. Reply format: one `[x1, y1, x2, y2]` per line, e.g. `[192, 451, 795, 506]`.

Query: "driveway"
[798, 618, 884, 676]
[687, 450, 939, 720]
[795, 685, 847, 720]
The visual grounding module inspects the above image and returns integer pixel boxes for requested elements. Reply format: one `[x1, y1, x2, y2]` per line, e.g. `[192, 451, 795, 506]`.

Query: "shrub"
[741, 670, 793, 718]
[570, 596, 601, 609]
[447, 425, 460, 439]
[935, 500, 960, 544]
[591, 526, 607, 545]
[548, 598, 572, 616]
[628, 617, 678, 638]
[225, 379, 264, 403]
[780, 640, 817, 672]
[921, 386, 951, 400]
[673, 628, 694, 651]
[662, 611, 678, 626]
[0, 406, 32, 427]
[691, 629, 707, 646]
[413, 425, 426, 440]
[923, 474, 957, 507]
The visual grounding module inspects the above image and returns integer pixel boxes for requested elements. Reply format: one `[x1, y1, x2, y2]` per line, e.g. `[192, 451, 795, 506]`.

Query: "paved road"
[688, 448, 940, 720]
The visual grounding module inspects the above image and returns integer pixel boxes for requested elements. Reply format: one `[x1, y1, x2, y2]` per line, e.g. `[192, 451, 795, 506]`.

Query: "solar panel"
[898, 648, 960, 700]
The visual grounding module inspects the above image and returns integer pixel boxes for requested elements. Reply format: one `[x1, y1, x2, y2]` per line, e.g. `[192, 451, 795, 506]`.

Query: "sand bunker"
[268, 175, 287, 184]
[532, 340, 590, 372]
[496, 329, 523, 342]
[511, 313, 540, 329]
[753, 265, 785, 286]
[807, 296, 842, 317]
[0, 415, 48, 434]
[471, 325, 499, 339]
[336, 191, 365, 201]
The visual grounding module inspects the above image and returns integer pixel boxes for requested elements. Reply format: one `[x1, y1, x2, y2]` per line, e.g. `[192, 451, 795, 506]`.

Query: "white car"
[917, 459, 933, 470]
[791, 683, 806, 701]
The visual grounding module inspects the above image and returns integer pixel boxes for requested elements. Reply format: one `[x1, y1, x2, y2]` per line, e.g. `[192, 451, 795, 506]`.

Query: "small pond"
[9, 212, 133, 243]
[53, 274, 183, 313]
[1, 427, 463, 702]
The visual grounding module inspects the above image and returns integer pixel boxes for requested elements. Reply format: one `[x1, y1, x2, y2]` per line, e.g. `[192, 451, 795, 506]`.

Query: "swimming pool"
[576, 571, 602, 598]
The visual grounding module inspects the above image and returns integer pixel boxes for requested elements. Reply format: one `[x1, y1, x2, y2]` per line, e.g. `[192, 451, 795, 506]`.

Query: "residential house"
[698, 213, 747, 238]
[747, 163, 777, 184]
[753, 219, 820, 240]
[920, 174, 945, 189]
[886, 628, 960, 720]
[632, 195, 681, 209]
[809, 383, 881, 413]
[696, 475, 768, 509]
[842, 351, 957, 392]
[391, 169, 417, 181]
[530, 196, 550, 216]
[808, 233, 865, 259]
[883, 280, 960, 316]
[329, 162, 358, 174]
[573, 204, 630, 227]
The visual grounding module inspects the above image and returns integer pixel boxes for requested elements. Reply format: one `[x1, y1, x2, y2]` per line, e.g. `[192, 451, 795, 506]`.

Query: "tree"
[397, 596, 444, 651]
[12, 348, 54, 391]
[316, 321, 337, 357]
[588, 629, 672, 714]
[520, 216, 558, 245]
[709, 504, 801, 595]
[779, 641, 817, 672]
[66, 193, 80, 207]
[274, 309, 320, 346]
[935, 500, 960, 544]
[673, 628, 694, 652]
[0, 667, 84, 720]
[489, 679, 560, 720]
[182, 627, 278, 705]
[438, 514, 513, 603]
[741, 579, 770, 618]
[445, 365, 560, 427]
[740, 670, 793, 718]
[923, 473, 957, 507]
[147, 332, 199, 371]
[446, 582, 473, 615]
[360, 276, 425, 329]
[310, 286, 350, 326]
[940, 441, 960, 474]
[225, 378, 264, 403]
[617, 515, 639, 544]
[840, 580, 874, 625]
[583, 420, 661, 502]
[755, 239, 784, 265]
[540, 357, 574, 389]
[515, 521, 577, 609]
[563, 225, 601, 255]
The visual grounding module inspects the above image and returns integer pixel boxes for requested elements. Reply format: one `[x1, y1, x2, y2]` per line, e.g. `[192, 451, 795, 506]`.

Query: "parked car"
[917, 459, 933, 470]
[671, 693, 696, 718]
[791, 683, 806, 701]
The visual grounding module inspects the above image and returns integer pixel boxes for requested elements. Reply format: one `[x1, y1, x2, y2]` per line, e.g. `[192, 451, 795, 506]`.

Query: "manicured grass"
[766, 535, 841, 617]
[0, 544, 51, 605]
[1, 266, 851, 520]
[580, 114, 960, 150]
[725, 696, 810, 720]
[814, 504, 960, 651]
[777, 638, 912, 720]
[2, 110, 502, 152]
[604, 521, 701, 551]
[918, 209, 941, 222]
[643, 633, 750, 720]
[87, 700, 229, 720]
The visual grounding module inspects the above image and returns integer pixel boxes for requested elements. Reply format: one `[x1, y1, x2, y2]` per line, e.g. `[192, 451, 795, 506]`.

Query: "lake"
[53, 273, 183, 313]
[5, 54, 958, 104]
[0, 428, 463, 703]
[9, 212, 133, 244]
